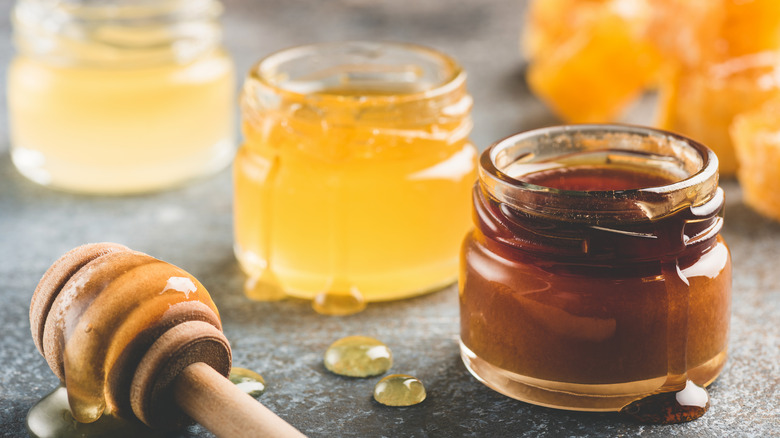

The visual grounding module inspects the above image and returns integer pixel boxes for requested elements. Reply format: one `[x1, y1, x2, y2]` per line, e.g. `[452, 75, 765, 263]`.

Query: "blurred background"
[1, 1, 779, 437]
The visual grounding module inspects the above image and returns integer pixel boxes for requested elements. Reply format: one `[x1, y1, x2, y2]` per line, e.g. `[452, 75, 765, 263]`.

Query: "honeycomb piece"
[658, 51, 780, 176]
[521, 0, 608, 61]
[526, 5, 662, 123]
[731, 99, 780, 221]
[716, 0, 780, 60]
[645, 0, 724, 67]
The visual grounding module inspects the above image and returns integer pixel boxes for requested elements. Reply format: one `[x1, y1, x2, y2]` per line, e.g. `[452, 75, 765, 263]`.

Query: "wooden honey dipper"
[30, 243, 305, 437]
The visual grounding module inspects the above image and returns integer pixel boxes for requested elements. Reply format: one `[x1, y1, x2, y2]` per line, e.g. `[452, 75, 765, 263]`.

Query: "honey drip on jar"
[312, 283, 367, 316]
[621, 263, 709, 423]
[244, 273, 286, 302]
[242, 154, 286, 302]
[312, 168, 367, 316]
[26, 386, 163, 438]
[621, 380, 709, 424]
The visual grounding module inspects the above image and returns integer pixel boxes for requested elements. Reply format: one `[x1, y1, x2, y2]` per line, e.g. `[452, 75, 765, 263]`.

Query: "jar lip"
[480, 124, 721, 222]
[14, 0, 222, 24]
[246, 41, 467, 105]
[12, 0, 223, 67]
[484, 124, 717, 195]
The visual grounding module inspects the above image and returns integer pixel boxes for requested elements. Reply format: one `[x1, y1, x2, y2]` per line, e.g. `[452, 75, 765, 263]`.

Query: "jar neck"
[474, 184, 724, 262]
[475, 125, 723, 262]
[241, 42, 473, 156]
[13, 0, 223, 68]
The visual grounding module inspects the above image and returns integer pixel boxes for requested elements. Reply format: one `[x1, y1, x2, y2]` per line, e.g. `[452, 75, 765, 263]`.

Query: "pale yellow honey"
[8, 50, 235, 193]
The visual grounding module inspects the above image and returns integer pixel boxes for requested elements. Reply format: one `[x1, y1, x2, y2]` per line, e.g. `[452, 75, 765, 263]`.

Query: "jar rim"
[15, 0, 221, 21]
[246, 41, 467, 106]
[12, 0, 223, 67]
[479, 124, 721, 222]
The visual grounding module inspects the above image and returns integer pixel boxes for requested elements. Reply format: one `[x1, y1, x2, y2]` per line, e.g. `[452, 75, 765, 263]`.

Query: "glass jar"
[460, 125, 731, 411]
[234, 42, 476, 312]
[8, 0, 235, 193]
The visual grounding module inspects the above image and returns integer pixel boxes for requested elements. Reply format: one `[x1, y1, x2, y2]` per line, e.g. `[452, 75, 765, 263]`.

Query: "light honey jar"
[234, 42, 477, 313]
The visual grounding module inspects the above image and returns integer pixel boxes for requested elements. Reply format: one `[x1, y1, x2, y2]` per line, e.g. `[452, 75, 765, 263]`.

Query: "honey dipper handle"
[173, 362, 306, 438]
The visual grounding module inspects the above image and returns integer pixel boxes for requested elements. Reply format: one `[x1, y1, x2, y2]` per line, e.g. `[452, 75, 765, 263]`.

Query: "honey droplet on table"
[373, 374, 426, 407]
[312, 285, 366, 316]
[26, 386, 163, 438]
[229, 367, 266, 398]
[324, 336, 393, 377]
[621, 380, 710, 424]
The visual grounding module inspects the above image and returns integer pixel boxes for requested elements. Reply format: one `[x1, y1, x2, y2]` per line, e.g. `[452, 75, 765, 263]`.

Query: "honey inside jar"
[460, 125, 731, 413]
[521, 164, 676, 190]
[234, 42, 476, 305]
[8, 0, 235, 193]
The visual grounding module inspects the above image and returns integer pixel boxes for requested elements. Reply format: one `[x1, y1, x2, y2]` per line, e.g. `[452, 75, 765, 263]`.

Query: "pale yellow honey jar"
[8, 0, 235, 193]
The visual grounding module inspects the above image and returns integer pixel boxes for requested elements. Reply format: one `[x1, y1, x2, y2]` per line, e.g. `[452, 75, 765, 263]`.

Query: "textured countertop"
[1, 1, 779, 437]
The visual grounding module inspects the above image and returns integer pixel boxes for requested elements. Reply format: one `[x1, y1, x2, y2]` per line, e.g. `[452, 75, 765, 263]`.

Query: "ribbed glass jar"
[460, 125, 731, 411]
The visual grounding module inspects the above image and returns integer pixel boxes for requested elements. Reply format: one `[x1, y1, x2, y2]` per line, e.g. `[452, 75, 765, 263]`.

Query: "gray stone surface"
[1, 1, 778, 437]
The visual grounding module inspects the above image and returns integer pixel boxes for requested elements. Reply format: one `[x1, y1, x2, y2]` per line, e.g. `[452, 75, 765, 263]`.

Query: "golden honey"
[8, 0, 235, 193]
[234, 42, 476, 307]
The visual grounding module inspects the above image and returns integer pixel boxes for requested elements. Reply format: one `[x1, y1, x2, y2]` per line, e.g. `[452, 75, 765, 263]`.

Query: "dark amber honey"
[523, 165, 676, 191]
[460, 126, 731, 416]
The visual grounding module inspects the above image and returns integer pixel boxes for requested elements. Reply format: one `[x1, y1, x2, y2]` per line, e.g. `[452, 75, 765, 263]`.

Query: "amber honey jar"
[460, 125, 731, 411]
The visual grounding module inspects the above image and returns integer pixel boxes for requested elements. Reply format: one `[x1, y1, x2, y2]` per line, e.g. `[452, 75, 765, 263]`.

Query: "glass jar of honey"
[8, 0, 235, 193]
[460, 125, 731, 413]
[234, 42, 476, 313]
